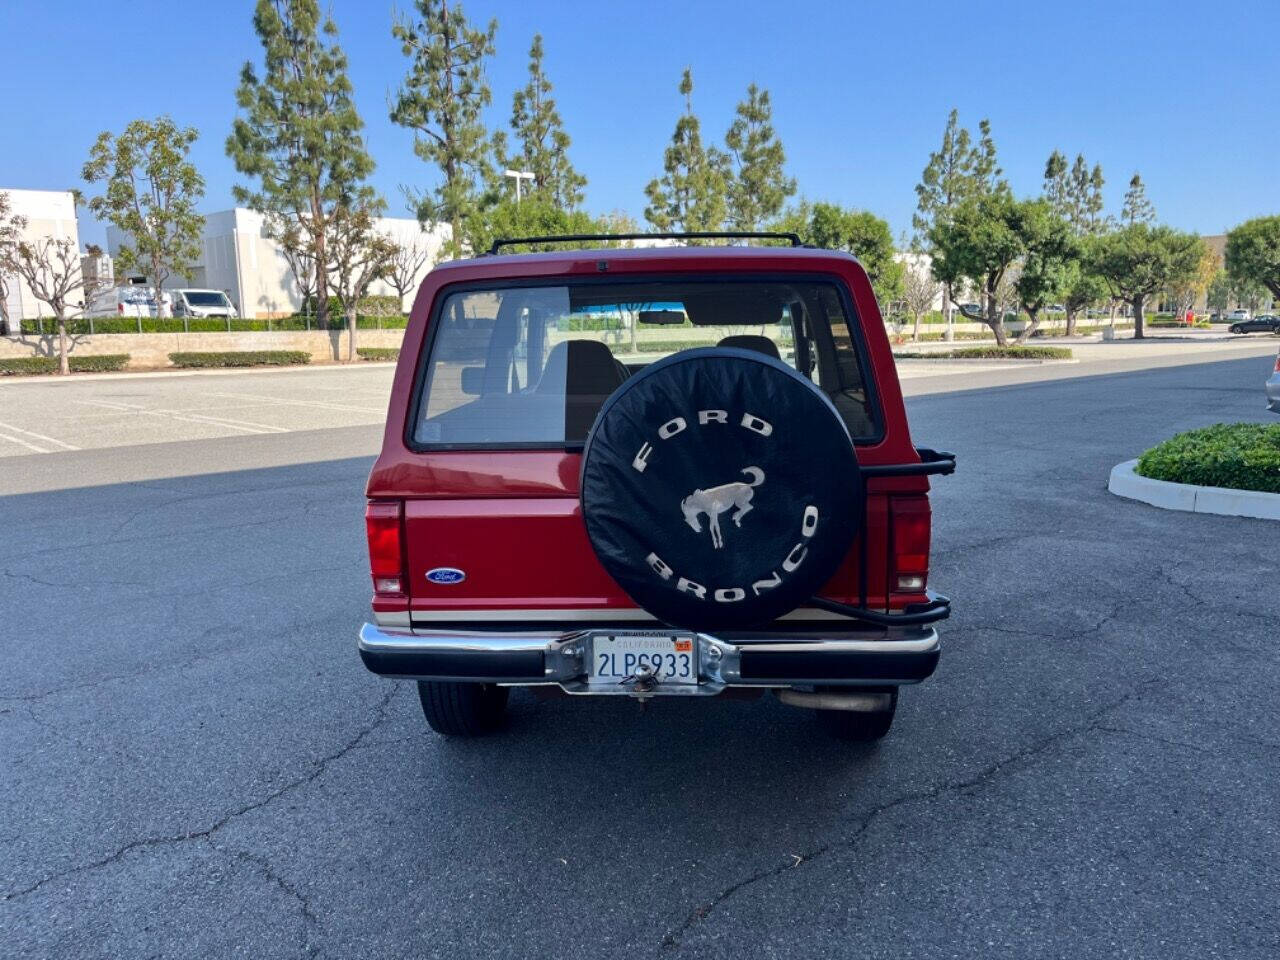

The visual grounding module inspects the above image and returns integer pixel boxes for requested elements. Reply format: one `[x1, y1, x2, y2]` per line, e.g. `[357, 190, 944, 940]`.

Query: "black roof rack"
[485, 231, 806, 256]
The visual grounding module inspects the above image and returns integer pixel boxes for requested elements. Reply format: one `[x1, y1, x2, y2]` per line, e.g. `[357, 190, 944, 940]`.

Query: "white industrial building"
[107, 208, 450, 318]
[1, 188, 83, 321]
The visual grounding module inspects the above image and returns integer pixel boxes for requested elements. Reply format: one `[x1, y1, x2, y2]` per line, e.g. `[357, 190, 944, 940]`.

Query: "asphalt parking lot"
[2, 348, 1278, 958]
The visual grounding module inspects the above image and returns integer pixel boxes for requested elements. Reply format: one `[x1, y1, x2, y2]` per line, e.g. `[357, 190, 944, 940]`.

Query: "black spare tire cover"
[580, 347, 863, 630]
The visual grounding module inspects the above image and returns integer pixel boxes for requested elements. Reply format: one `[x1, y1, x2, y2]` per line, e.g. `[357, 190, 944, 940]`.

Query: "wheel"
[416, 680, 509, 736]
[816, 687, 898, 742]
[1229, 325, 1241, 334]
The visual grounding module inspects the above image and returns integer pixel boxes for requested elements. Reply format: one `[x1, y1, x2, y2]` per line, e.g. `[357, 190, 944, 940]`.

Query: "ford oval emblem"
[426, 567, 466, 585]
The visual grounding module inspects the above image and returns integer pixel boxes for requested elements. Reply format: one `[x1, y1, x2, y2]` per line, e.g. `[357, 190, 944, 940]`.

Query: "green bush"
[1137, 423, 1280, 494]
[894, 345, 1072, 360]
[306, 294, 402, 316]
[356, 347, 400, 361]
[0, 354, 131, 375]
[168, 351, 311, 369]
[19, 314, 406, 334]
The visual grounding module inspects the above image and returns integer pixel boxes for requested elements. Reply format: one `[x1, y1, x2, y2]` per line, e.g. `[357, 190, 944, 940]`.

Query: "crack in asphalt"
[225, 846, 322, 959]
[658, 676, 1169, 952]
[1, 683, 403, 904]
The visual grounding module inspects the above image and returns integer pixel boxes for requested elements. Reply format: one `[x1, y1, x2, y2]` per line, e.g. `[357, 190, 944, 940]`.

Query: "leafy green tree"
[1120, 173, 1155, 226]
[775, 201, 903, 305]
[390, 0, 497, 254]
[928, 191, 1027, 346]
[1230, 275, 1272, 314]
[0, 192, 20, 334]
[1090, 224, 1204, 337]
[494, 34, 586, 211]
[1205, 269, 1232, 318]
[913, 110, 1006, 323]
[1059, 248, 1109, 337]
[644, 69, 729, 236]
[1012, 203, 1074, 343]
[82, 116, 205, 317]
[1224, 215, 1280, 303]
[227, 0, 374, 329]
[723, 84, 794, 230]
[464, 195, 615, 254]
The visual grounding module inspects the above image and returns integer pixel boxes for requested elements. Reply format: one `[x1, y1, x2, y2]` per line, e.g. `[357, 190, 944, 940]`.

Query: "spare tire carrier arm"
[810, 448, 957, 627]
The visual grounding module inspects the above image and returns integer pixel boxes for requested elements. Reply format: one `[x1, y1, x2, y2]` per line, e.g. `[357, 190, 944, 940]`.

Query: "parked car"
[1229, 315, 1280, 334]
[357, 233, 955, 742]
[170, 289, 238, 319]
[1267, 349, 1280, 413]
[1227, 309, 1252, 322]
[85, 285, 157, 318]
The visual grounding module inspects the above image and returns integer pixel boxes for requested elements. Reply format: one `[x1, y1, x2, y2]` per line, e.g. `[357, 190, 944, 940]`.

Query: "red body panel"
[366, 246, 929, 619]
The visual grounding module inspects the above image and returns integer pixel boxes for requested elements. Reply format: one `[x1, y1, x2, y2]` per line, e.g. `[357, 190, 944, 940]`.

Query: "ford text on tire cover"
[358, 236, 954, 743]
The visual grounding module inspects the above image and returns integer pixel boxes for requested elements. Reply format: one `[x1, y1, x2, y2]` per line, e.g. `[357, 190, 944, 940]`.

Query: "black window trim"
[403, 271, 885, 453]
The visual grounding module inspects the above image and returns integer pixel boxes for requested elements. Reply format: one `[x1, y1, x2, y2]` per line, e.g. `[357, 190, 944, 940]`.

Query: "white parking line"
[0, 420, 79, 450]
[75, 399, 290, 435]
[0, 429, 51, 453]
[208, 391, 387, 414]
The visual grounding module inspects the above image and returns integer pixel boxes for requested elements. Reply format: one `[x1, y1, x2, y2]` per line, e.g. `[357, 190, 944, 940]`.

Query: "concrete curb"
[1108, 458, 1280, 521]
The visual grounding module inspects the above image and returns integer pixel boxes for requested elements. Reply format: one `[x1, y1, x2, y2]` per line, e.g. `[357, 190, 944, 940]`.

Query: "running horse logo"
[680, 467, 766, 549]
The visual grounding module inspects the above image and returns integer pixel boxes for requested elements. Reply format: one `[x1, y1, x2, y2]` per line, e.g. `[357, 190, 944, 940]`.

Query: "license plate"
[589, 633, 697, 685]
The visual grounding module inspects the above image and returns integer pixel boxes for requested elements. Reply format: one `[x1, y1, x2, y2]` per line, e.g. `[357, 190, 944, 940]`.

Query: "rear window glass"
[412, 278, 877, 448]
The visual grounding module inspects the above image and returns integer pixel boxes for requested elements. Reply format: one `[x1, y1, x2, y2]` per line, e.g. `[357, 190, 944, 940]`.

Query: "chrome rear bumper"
[357, 622, 940, 693]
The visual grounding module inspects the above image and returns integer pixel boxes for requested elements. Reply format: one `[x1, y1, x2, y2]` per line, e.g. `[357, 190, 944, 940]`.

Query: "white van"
[170, 289, 238, 319]
[86, 285, 157, 318]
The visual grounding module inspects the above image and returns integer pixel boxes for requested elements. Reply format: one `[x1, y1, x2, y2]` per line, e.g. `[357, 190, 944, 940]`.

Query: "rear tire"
[816, 687, 898, 742]
[416, 681, 509, 736]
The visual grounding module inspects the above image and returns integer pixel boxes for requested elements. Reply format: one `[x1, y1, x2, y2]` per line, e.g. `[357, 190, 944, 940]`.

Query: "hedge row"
[18, 315, 407, 335]
[305, 294, 402, 316]
[894, 346, 1073, 360]
[1137, 423, 1280, 494]
[356, 347, 400, 361]
[168, 351, 311, 368]
[0, 354, 131, 376]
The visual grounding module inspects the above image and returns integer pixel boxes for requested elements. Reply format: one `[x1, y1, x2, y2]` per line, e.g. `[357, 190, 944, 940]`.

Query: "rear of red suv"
[359, 237, 952, 740]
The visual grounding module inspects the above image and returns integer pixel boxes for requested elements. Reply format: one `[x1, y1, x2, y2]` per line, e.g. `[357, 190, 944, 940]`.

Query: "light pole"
[504, 169, 535, 204]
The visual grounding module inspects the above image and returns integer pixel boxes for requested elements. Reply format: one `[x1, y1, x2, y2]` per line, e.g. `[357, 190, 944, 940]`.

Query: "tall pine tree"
[227, 0, 374, 329]
[644, 69, 728, 236]
[1121, 173, 1155, 226]
[1042, 150, 1069, 219]
[723, 83, 794, 230]
[494, 34, 585, 211]
[390, 0, 497, 255]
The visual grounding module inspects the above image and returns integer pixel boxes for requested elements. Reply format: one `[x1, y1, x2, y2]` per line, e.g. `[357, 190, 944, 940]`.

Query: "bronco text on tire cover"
[579, 347, 864, 630]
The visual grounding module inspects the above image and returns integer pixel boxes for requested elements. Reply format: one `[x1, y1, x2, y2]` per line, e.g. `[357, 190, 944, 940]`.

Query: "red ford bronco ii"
[359, 232, 954, 741]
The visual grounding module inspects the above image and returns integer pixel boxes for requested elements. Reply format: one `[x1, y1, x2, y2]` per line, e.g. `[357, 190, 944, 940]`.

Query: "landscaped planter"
[1108, 459, 1280, 521]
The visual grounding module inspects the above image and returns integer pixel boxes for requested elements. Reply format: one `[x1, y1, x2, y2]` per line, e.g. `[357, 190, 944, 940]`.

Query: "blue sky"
[2, 0, 1276, 245]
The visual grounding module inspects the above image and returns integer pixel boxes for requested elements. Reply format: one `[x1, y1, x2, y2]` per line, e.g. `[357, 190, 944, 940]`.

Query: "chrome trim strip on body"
[372, 609, 411, 628]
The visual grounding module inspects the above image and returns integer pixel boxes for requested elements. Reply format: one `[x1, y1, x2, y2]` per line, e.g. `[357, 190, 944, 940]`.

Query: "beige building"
[1, 188, 83, 321]
[107, 208, 450, 318]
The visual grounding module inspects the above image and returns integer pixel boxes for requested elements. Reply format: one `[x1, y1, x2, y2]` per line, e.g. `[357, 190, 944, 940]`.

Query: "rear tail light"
[365, 500, 405, 596]
[889, 496, 931, 596]
[1274, 354, 1280, 373]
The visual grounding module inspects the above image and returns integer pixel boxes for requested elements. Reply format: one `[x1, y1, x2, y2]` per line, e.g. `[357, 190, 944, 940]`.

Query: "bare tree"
[0, 225, 105, 374]
[274, 218, 317, 318]
[328, 198, 395, 361]
[383, 233, 431, 312]
[0, 192, 19, 334]
[902, 264, 940, 341]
